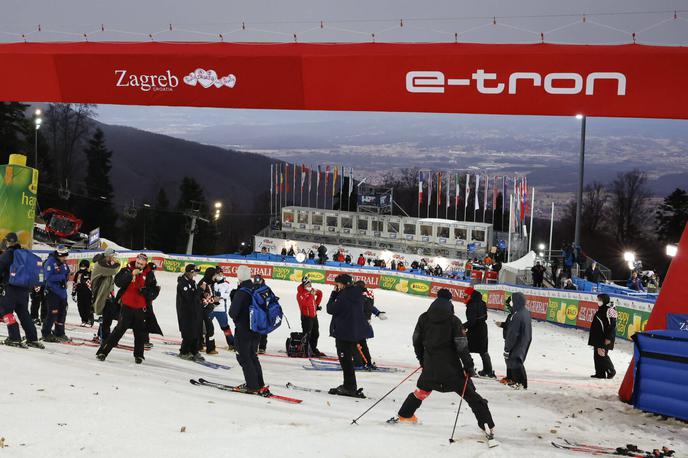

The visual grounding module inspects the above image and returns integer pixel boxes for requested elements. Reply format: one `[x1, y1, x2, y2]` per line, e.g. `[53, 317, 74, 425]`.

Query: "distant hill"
[95, 122, 275, 210]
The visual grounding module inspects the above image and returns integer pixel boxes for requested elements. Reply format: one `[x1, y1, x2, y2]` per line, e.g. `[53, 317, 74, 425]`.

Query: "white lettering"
[508, 72, 542, 94]
[115, 69, 128, 87]
[472, 69, 505, 94]
[585, 72, 626, 95]
[406, 71, 445, 93]
[544, 73, 583, 94]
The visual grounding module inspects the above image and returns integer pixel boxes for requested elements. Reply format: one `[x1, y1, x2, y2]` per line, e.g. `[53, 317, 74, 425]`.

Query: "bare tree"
[582, 181, 607, 233]
[44, 103, 96, 189]
[607, 169, 650, 245]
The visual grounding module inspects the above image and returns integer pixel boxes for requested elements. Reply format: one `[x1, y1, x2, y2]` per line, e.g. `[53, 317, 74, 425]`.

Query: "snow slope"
[1, 272, 685, 457]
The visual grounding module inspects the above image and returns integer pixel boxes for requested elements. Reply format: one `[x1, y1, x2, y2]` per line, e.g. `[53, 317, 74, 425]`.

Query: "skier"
[72, 259, 93, 326]
[96, 253, 154, 364]
[297, 276, 324, 357]
[389, 288, 495, 438]
[326, 274, 369, 398]
[91, 248, 120, 342]
[494, 296, 515, 384]
[176, 264, 205, 361]
[464, 287, 495, 378]
[229, 265, 269, 394]
[198, 267, 220, 355]
[503, 292, 532, 389]
[0, 232, 43, 348]
[41, 245, 71, 343]
[588, 293, 617, 379]
[29, 285, 46, 325]
[213, 267, 235, 351]
[354, 280, 387, 369]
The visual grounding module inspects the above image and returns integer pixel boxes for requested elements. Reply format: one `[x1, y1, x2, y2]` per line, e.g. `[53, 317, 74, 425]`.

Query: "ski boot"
[206, 349, 219, 355]
[258, 348, 266, 354]
[4, 338, 28, 348]
[507, 381, 524, 390]
[328, 385, 366, 398]
[478, 370, 496, 378]
[387, 415, 418, 424]
[483, 424, 499, 448]
[257, 386, 272, 397]
[135, 356, 144, 364]
[179, 352, 194, 361]
[144, 342, 153, 350]
[42, 334, 60, 343]
[96, 352, 107, 361]
[192, 353, 206, 362]
[26, 340, 45, 349]
[55, 335, 72, 343]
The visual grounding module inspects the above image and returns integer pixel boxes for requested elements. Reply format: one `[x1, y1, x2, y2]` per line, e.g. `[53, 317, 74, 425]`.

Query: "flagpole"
[507, 193, 513, 263]
[528, 186, 535, 252]
[548, 201, 555, 263]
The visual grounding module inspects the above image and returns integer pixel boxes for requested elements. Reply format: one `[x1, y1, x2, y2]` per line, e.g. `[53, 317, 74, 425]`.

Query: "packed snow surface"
[1, 272, 685, 457]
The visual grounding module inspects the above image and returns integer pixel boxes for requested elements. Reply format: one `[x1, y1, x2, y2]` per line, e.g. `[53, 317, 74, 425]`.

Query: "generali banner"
[1, 42, 687, 119]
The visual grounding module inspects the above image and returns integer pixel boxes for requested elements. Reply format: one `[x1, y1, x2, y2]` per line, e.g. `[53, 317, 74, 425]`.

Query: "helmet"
[56, 245, 69, 257]
[253, 274, 265, 286]
[301, 276, 311, 286]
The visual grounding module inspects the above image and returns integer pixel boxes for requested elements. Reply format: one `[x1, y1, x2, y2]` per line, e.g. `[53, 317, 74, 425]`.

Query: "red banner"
[0, 42, 686, 119]
[576, 300, 599, 329]
[525, 294, 549, 320]
[325, 270, 381, 289]
[217, 263, 273, 279]
[430, 282, 468, 301]
[486, 290, 505, 311]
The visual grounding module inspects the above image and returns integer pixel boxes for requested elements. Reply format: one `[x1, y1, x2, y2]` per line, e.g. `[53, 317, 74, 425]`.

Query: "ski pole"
[282, 312, 292, 330]
[351, 366, 421, 425]
[449, 374, 470, 443]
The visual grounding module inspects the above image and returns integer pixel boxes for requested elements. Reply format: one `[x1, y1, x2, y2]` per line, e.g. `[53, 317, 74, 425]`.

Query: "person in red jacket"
[96, 254, 154, 364]
[357, 254, 366, 267]
[297, 276, 325, 357]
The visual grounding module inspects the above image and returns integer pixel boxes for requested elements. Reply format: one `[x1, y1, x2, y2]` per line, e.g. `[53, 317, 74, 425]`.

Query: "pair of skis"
[164, 351, 232, 370]
[551, 440, 675, 457]
[304, 358, 405, 373]
[190, 378, 302, 404]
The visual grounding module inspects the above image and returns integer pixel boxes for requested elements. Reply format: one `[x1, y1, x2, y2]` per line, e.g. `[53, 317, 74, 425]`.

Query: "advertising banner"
[525, 294, 549, 321]
[547, 297, 579, 326]
[216, 263, 273, 279]
[0, 155, 38, 248]
[380, 275, 431, 295]
[326, 270, 380, 289]
[1, 43, 687, 119]
[575, 300, 599, 329]
[430, 282, 469, 301]
[616, 306, 650, 340]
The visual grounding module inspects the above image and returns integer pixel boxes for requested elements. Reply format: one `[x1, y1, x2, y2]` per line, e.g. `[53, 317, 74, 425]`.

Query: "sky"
[3, 0, 688, 146]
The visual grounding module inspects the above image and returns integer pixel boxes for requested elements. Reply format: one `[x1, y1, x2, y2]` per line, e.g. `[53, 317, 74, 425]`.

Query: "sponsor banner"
[547, 297, 579, 326]
[217, 263, 273, 279]
[486, 290, 506, 311]
[271, 266, 325, 284]
[524, 294, 548, 320]
[162, 258, 184, 273]
[616, 306, 650, 340]
[430, 282, 468, 301]
[0, 43, 686, 119]
[381, 275, 431, 295]
[576, 301, 599, 329]
[0, 160, 38, 249]
[326, 270, 380, 289]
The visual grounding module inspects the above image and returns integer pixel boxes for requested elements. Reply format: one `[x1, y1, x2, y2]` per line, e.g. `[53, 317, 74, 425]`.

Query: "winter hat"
[184, 263, 201, 273]
[136, 253, 148, 261]
[236, 265, 251, 282]
[334, 274, 353, 285]
[204, 267, 216, 278]
[464, 286, 475, 300]
[79, 259, 90, 269]
[301, 276, 311, 286]
[437, 288, 453, 300]
[56, 245, 69, 256]
[4, 232, 18, 244]
[511, 292, 526, 310]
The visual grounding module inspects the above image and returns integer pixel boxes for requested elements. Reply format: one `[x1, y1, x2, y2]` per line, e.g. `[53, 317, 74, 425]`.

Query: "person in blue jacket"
[41, 245, 71, 342]
[626, 271, 645, 292]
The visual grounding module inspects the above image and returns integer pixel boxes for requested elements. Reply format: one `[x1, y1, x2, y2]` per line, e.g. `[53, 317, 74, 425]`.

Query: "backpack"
[285, 332, 307, 357]
[241, 284, 283, 335]
[8, 249, 45, 288]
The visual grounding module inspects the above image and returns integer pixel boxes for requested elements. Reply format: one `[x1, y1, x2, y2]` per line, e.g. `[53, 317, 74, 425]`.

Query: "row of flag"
[418, 171, 529, 222]
[269, 163, 355, 211]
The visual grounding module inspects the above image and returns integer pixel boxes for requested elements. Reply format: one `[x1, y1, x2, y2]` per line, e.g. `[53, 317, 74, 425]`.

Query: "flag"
[492, 176, 498, 209]
[502, 176, 507, 212]
[285, 164, 290, 193]
[437, 172, 442, 207]
[483, 174, 488, 211]
[325, 165, 330, 189]
[308, 165, 313, 194]
[521, 177, 528, 222]
[301, 163, 307, 192]
[317, 165, 322, 188]
[418, 171, 424, 206]
[332, 166, 339, 197]
[464, 174, 470, 208]
[474, 174, 480, 210]
[455, 173, 460, 207]
[446, 171, 450, 209]
[428, 172, 433, 207]
[349, 167, 354, 196]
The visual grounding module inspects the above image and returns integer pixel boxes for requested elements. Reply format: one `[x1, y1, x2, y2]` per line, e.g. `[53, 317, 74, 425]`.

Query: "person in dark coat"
[140, 261, 163, 348]
[72, 259, 93, 326]
[504, 292, 532, 389]
[176, 264, 204, 361]
[588, 293, 617, 379]
[0, 232, 43, 348]
[198, 267, 221, 355]
[494, 296, 514, 384]
[30, 285, 47, 324]
[464, 287, 494, 378]
[392, 289, 495, 434]
[327, 274, 370, 397]
[41, 245, 71, 342]
[353, 280, 387, 369]
[531, 261, 546, 288]
[584, 261, 606, 284]
[229, 265, 268, 394]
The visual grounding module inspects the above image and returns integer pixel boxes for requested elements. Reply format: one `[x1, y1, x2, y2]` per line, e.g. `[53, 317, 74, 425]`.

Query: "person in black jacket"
[494, 296, 514, 384]
[463, 287, 495, 378]
[584, 262, 606, 284]
[353, 280, 387, 369]
[140, 261, 163, 349]
[504, 292, 532, 389]
[176, 264, 204, 362]
[0, 232, 43, 348]
[391, 289, 495, 434]
[531, 261, 546, 288]
[30, 285, 47, 325]
[198, 267, 220, 355]
[327, 274, 370, 397]
[72, 259, 93, 326]
[588, 293, 617, 379]
[229, 265, 268, 394]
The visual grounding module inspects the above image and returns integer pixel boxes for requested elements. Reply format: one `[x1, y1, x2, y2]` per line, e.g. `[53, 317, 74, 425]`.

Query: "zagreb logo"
[115, 70, 179, 92]
[183, 68, 236, 89]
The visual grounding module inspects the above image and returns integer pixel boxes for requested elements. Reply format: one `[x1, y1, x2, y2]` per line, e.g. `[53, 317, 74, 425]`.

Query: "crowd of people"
[0, 231, 621, 441]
